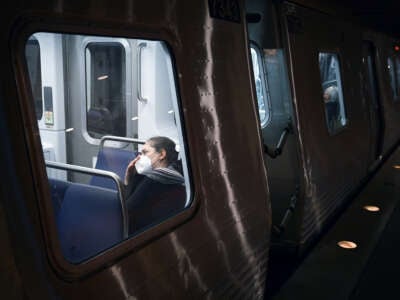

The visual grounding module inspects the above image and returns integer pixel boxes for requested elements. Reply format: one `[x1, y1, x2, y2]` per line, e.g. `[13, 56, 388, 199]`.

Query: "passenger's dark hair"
[147, 136, 183, 174]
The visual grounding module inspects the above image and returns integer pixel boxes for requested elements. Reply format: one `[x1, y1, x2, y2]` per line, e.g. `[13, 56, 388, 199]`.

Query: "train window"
[86, 42, 127, 138]
[250, 45, 270, 126]
[387, 56, 400, 101]
[25, 37, 43, 120]
[318, 52, 347, 133]
[24, 33, 191, 264]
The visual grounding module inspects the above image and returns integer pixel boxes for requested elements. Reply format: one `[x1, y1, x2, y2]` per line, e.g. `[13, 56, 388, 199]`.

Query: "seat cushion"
[57, 183, 123, 263]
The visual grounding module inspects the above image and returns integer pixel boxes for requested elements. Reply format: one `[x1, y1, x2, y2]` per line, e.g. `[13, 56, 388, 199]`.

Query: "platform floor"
[271, 145, 400, 300]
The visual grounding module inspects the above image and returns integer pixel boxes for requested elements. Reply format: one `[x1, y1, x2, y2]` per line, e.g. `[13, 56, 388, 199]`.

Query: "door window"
[86, 42, 126, 138]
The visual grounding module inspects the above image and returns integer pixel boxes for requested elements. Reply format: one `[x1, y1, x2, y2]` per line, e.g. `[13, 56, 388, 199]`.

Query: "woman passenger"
[124, 136, 186, 235]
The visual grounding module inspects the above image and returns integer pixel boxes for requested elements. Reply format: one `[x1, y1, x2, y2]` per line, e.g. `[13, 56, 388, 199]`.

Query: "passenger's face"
[323, 92, 330, 102]
[141, 142, 163, 168]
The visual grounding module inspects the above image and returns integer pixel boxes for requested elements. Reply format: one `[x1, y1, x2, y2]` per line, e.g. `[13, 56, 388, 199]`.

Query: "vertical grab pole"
[137, 42, 148, 103]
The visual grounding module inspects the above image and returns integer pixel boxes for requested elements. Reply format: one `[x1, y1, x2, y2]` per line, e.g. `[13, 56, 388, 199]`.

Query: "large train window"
[387, 55, 400, 101]
[23, 32, 191, 264]
[25, 37, 43, 120]
[86, 42, 126, 138]
[250, 45, 270, 127]
[318, 52, 347, 133]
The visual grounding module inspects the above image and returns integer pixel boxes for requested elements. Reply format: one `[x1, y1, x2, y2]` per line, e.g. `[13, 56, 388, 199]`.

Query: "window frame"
[15, 25, 196, 278]
[317, 50, 349, 135]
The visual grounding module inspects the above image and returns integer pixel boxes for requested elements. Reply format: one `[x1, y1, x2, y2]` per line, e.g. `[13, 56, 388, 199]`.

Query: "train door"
[362, 40, 384, 163]
[246, 0, 301, 255]
[64, 35, 135, 181]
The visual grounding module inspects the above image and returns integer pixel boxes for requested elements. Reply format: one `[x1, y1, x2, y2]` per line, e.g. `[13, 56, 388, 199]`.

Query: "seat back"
[56, 182, 123, 263]
[90, 147, 138, 189]
[48, 178, 70, 217]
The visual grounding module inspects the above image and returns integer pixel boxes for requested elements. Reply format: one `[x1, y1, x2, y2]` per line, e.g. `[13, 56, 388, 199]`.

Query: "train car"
[0, 0, 399, 299]
[251, 0, 400, 252]
[249, 1, 400, 293]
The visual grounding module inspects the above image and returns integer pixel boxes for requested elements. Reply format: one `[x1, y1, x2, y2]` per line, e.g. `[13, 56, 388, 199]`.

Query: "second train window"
[318, 52, 347, 134]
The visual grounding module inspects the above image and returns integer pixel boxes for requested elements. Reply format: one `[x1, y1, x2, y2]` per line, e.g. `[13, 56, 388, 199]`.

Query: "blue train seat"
[51, 180, 123, 263]
[90, 147, 139, 189]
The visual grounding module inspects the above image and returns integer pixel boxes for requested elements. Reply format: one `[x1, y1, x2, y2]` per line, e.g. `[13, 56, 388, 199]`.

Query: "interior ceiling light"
[337, 240, 357, 249]
[97, 75, 109, 80]
[393, 165, 400, 169]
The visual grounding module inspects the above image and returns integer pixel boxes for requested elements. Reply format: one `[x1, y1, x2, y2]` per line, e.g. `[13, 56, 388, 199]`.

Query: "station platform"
[271, 145, 400, 299]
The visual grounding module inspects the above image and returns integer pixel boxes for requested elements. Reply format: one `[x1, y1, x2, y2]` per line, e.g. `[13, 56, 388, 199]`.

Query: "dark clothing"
[126, 173, 186, 234]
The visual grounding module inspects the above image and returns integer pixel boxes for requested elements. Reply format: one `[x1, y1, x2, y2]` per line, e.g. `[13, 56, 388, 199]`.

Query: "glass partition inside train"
[24, 32, 191, 263]
[25, 38, 43, 120]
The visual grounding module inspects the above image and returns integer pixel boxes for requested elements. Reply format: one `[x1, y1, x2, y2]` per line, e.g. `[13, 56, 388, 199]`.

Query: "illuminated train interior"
[1, 0, 400, 299]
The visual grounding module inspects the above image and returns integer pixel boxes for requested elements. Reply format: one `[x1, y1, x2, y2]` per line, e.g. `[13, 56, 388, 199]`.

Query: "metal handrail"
[264, 121, 293, 158]
[100, 135, 146, 150]
[273, 186, 299, 237]
[137, 42, 147, 103]
[45, 160, 128, 239]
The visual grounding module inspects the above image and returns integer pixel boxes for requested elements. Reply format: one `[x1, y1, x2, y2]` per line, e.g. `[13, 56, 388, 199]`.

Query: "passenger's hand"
[124, 155, 141, 185]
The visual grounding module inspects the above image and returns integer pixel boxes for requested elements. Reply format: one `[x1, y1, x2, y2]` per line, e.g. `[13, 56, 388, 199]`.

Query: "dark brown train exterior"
[0, 0, 399, 299]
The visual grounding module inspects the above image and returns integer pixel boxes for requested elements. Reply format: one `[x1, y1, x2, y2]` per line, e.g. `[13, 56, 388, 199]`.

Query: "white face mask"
[135, 155, 152, 174]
